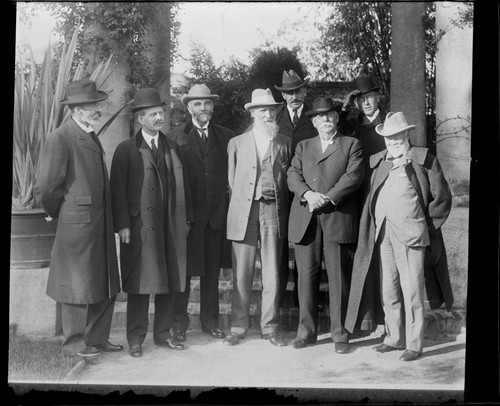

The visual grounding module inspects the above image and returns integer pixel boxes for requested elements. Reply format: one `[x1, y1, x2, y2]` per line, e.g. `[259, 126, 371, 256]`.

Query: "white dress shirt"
[192, 119, 209, 140]
[366, 109, 380, 123]
[319, 131, 337, 153]
[287, 104, 304, 122]
[141, 129, 159, 150]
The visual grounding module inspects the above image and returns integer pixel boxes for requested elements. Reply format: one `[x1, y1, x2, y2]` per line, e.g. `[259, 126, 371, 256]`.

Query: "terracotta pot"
[10, 208, 57, 269]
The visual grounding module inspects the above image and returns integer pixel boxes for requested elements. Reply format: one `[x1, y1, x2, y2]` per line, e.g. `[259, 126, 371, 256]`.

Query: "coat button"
[147, 207, 153, 211]
[149, 226, 154, 230]
[148, 187, 154, 191]
[313, 179, 317, 182]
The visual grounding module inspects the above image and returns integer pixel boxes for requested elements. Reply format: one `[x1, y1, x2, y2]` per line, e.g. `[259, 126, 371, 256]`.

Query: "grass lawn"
[8, 325, 80, 381]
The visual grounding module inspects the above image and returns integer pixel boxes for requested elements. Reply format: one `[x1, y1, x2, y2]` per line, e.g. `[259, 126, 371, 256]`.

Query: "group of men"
[34, 69, 453, 363]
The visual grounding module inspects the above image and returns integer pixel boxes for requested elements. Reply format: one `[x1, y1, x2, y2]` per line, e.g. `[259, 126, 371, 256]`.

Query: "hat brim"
[357, 86, 380, 96]
[132, 101, 167, 113]
[275, 78, 310, 92]
[244, 102, 283, 111]
[305, 105, 342, 117]
[181, 94, 219, 106]
[60, 91, 108, 105]
[375, 123, 416, 137]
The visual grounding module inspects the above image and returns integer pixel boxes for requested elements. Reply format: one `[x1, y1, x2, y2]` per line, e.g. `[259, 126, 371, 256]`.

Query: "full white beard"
[255, 120, 279, 139]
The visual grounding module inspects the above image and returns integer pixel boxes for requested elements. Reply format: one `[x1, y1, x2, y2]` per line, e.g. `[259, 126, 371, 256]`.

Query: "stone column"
[435, 2, 472, 197]
[390, 1, 427, 146]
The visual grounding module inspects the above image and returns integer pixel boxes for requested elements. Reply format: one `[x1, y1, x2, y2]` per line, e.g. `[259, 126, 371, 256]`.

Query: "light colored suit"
[226, 130, 292, 335]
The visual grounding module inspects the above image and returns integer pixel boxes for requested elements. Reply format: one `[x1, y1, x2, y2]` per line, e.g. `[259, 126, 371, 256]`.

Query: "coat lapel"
[71, 119, 102, 155]
[318, 135, 339, 163]
[186, 128, 204, 165]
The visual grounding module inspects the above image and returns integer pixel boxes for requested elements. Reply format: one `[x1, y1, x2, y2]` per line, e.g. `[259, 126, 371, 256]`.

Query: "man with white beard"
[223, 89, 292, 347]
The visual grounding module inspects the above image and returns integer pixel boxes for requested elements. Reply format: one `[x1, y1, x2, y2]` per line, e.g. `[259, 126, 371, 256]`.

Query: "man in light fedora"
[287, 97, 365, 353]
[110, 87, 193, 357]
[340, 76, 387, 160]
[167, 84, 234, 342]
[223, 89, 292, 347]
[345, 112, 453, 361]
[274, 69, 318, 310]
[35, 79, 123, 358]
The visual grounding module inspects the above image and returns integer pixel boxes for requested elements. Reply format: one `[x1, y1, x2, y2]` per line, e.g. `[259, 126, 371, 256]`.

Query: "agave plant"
[12, 27, 118, 210]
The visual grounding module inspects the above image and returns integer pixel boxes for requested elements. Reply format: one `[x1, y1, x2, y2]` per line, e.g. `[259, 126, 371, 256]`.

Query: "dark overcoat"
[287, 134, 365, 244]
[167, 121, 234, 275]
[34, 118, 120, 304]
[110, 131, 193, 294]
[275, 103, 318, 152]
[344, 147, 454, 333]
[226, 131, 292, 241]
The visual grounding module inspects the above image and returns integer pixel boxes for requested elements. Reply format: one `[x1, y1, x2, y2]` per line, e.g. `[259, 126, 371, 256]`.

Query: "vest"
[254, 144, 275, 200]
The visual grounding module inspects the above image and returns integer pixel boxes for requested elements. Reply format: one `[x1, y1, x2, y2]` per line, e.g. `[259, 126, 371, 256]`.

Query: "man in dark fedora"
[167, 84, 234, 342]
[340, 76, 387, 160]
[35, 79, 123, 358]
[224, 89, 292, 347]
[274, 70, 318, 309]
[345, 112, 453, 362]
[287, 97, 365, 353]
[110, 87, 193, 357]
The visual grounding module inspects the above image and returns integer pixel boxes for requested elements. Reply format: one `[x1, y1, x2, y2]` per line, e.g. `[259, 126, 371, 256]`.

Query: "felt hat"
[60, 79, 108, 105]
[181, 84, 219, 105]
[305, 97, 342, 117]
[375, 112, 416, 137]
[131, 88, 166, 112]
[274, 69, 309, 92]
[244, 88, 283, 110]
[352, 76, 380, 95]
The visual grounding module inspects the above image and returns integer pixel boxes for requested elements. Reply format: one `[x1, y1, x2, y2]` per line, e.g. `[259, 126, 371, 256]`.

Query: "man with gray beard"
[223, 89, 292, 347]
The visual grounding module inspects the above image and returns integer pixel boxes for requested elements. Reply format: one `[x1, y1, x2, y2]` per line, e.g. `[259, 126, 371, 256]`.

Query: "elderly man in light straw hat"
[345, 112, 453, 361]
[223, 89, 292, 347]
[35, 79, 123, 358]
[167, 84, 235, 342]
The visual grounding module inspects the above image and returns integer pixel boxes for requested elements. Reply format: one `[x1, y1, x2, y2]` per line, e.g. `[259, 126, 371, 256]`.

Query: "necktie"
[292, 109, 299, 127]
[199, 128, 207, 145]
[151, 138, 158, 158]
[386, 153, 403, 162]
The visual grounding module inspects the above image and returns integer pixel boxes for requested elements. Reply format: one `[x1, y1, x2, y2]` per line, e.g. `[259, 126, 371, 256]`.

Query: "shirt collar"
[366, 109, 380, 122]
[72, 116, 94, 133]
[287, 104, 304, 118]
[141, 129, 159, 146]
[192, 119, 209, 131]
[319, 131, 337, 143]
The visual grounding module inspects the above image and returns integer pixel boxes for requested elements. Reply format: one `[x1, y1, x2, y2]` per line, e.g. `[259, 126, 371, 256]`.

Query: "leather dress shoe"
[155, 339, 185, 350]
[262, 333, 287, 347]
[291, 337, 310, 349]
[95, 341, 124, 352]
[203, 328, 226, 339]
[129, 344, 143, 358]
[173, 330, 186, 342]
[374, 343, 402, 353]
[76, 346, 102, 358]
[334, 342, 349, 354]
[399, 350, 421, 361]
[223, 333, 243, 346]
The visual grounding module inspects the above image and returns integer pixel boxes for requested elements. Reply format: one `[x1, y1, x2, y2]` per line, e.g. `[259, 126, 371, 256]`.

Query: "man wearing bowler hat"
[167, 84, 234, 342]
[223, 89, 292, 347]
[274, 70, 318, 309]
[35, 79, 123, 358]
[110, 87, 193, 357]
[340, 76, 387, 160]
[287, 97, 365, 353]
[345, 112, 453, 361]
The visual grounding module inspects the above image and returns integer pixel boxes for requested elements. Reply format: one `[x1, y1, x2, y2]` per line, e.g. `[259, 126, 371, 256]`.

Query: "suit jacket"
[345, 146, 453, 333]
[167, 121, 234, 275]
[226, 130, 292, 241]
[110, 131, 193, 293]
[287, 133, 365, 244]
[275, 103, 318, 152]
[34, 118, 120, 304]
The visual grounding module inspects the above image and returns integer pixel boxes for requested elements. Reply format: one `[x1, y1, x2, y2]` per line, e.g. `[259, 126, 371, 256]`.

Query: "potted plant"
[11, 27, 117, 268]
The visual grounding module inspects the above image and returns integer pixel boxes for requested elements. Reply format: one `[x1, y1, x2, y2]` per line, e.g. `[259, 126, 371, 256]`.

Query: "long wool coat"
[167, 121, 234, 275]
[226, 131, 292, 241]
[344, 146, 454, 333]
[34, 118, 120, 304]
[287, 133, 365, 244]
[110, 131, 193, 294]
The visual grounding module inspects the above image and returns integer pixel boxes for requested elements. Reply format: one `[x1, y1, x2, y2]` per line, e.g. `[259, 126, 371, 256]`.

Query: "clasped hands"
[303, 191, 332, 212]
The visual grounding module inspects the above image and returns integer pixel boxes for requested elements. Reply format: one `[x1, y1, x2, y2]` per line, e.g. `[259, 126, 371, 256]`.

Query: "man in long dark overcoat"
[287, 97, 365, 354]
[35, 79, 122, 358]
[110, 88, 193, 358]
[167, 84, 234, 341]
[345, 112, 453, 361]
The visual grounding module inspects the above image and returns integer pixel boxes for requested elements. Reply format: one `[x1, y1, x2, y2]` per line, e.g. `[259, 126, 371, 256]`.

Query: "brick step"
[111, 300, 465, 337]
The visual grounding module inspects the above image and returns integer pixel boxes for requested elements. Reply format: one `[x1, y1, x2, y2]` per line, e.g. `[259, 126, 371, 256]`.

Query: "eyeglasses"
[356, 94, 377, 104]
